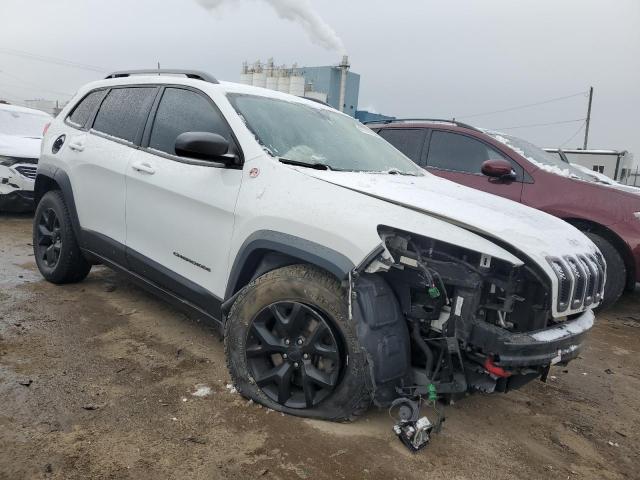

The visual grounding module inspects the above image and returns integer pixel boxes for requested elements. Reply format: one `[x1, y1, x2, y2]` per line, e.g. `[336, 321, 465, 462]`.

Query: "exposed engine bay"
[350, 227, 595, 449]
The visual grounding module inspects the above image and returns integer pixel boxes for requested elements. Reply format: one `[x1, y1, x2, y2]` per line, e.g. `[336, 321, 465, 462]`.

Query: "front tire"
[584, 232, 625, 310]
[224, 264, 373, 421]
[33, 190, 91, 284]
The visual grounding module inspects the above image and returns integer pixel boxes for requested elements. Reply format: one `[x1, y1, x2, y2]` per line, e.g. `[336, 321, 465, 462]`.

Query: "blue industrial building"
[291, 65, 360, 117]
[240, 57, 395, 121]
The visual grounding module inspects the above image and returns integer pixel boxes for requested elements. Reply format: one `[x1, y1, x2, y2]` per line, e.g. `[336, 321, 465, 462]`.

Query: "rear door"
[69, 86, 157, 263]
[424, 130, 524, 202]
[125, 86, 243, 315]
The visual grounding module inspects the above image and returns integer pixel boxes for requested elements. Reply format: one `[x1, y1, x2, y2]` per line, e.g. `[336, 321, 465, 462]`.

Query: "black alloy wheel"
[245, 301, 343, 409]
[36, 208, 62, 268]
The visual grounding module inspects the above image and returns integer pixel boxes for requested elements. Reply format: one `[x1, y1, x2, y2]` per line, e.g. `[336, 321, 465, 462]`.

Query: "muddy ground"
[1, 213, 638, 480]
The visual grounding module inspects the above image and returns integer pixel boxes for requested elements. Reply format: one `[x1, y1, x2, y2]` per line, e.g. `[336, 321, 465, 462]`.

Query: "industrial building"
[239, 56, 360, 116]
[544, 148, 637, 184]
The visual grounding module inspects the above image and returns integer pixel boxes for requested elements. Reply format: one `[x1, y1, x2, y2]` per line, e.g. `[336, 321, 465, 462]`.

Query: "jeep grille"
[547, 253, 606, 312]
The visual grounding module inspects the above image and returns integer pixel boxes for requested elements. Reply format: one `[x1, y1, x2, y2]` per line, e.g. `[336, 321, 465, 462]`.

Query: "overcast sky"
[1, 0, 638, 158]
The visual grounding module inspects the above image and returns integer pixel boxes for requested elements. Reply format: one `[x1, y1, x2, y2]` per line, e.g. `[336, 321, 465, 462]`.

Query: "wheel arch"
[34, 166, 83, 245]
[223, 230, 355, 311]
[564, 217, 635, 290]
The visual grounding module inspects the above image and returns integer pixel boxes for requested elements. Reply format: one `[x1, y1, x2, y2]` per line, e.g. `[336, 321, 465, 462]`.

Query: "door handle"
[131, 161, 155, 175]
[68, 141, 85, 152]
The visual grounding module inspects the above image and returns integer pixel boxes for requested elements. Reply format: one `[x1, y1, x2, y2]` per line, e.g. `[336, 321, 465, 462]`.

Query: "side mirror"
[481, 159, 515, 179]
[175, 132, 233, 164]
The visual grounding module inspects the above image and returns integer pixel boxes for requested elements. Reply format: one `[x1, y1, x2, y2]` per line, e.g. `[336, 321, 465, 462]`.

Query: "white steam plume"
[195, 0, 346, 54]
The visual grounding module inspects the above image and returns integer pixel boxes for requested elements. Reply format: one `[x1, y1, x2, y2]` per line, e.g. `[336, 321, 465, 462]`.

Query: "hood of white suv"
[296, 169, 599, 261]
[0, 134, 42, 159]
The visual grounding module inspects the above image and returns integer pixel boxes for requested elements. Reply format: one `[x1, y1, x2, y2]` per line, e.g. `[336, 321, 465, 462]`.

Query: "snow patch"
[491, 134, 576, 178]
[192, 384, 213, 397]
[531, 310, 594, 342]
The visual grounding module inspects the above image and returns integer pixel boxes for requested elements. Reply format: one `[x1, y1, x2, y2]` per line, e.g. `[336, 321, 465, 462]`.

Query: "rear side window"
[148, 88, 231, 156]
[427, 131, 523, 178]
[378, 129, 426, 164]
[67, 90, 105, 129]
[92, 87, 156, 143]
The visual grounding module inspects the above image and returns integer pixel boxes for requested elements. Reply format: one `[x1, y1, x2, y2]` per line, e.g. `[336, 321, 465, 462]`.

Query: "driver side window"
[427, 131, 523, 180]
[148, 87, 231, 156]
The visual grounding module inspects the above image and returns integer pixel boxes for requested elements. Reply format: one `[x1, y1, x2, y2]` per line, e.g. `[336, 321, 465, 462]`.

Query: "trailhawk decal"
[173, 251, 211, 272]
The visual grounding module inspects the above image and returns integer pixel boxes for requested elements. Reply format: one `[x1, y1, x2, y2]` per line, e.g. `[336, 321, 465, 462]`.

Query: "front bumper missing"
[467, 309, 595, 368]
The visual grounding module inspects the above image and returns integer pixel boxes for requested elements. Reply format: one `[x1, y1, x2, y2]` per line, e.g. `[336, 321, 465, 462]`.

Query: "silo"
[289, 74, 305, 97]
[240, 62, 253, 85]
[240, 71, 254, 85]
[252, 70, 266, 88]
[266, 68, 279, 91]
[277, 73, 290, 93]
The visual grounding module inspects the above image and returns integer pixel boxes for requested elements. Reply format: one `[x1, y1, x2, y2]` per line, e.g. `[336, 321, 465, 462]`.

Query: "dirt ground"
[1, 214, 639, 480]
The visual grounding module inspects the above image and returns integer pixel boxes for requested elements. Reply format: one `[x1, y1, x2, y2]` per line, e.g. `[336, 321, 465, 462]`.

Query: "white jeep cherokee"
[34, 70, 604, 420]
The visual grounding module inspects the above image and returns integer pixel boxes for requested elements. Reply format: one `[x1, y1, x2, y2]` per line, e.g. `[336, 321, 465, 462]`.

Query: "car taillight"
[43, 122, 51, 136]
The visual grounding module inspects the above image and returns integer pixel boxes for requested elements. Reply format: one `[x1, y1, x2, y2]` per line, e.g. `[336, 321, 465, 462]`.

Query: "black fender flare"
[223, 230, 355, 304]
[35, 165, 83, 245]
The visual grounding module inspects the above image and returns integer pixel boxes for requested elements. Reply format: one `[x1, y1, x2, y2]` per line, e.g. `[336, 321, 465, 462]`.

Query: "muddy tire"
[33, 190, 91, 284]
[224, 264, 373, 421]
[584, 232, 625, 311]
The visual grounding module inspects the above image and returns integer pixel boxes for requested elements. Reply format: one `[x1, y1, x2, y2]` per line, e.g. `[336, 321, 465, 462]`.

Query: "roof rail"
[104, 69, 219, 84]
[363, 118, 479, 131]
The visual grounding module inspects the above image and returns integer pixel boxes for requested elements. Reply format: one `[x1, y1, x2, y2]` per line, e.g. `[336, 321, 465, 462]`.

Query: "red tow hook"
[484, 356, 512, 378]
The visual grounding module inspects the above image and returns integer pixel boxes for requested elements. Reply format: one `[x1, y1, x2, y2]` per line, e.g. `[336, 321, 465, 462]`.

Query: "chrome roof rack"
[104, 69, 219, 84]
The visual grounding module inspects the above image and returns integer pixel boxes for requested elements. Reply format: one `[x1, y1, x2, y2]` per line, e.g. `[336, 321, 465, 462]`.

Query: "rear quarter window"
[67, 90, 106, 129]
[92, 87, 157, 144]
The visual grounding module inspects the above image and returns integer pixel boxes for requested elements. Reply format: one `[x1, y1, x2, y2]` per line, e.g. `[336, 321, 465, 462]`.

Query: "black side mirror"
[175, 132, 234, 164]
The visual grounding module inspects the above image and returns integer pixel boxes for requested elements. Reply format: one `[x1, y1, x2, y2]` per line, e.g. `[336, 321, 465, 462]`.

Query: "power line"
[560, 120, 586, 148]
[0, 78, 74, 98]
[457, 91, 589, 120]
[0, 71, 75, 96]
[0, 48, 108, 73]
[494, 118, 586, 130]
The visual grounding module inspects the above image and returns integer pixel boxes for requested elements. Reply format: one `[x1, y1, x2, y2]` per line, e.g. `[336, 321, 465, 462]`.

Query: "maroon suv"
[370, 119, 640, 308]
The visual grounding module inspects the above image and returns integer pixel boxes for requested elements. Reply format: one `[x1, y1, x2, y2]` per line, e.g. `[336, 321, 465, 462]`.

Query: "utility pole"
[583, 86, 593, 149]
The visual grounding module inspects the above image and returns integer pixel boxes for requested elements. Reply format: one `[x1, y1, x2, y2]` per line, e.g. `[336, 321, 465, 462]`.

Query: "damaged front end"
[0, 157, 37, 212]
[351, 226, 597, 406]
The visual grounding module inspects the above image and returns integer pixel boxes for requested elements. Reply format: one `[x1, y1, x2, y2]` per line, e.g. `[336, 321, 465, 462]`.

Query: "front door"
[125, 86, 243, 315]
[425, 130, 524, 202]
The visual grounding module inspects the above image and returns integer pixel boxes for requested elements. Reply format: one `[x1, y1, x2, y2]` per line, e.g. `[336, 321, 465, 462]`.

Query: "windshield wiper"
[278, 158, 331, 170]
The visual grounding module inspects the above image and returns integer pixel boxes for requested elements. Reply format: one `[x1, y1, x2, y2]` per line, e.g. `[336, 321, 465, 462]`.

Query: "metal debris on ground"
[389, 391, 444, 452]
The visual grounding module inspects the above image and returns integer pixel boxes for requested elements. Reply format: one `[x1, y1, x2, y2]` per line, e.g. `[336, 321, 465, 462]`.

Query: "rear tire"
[584, 232, 625, 310]
[224, 264, 373, 421]
[33, 190, 91, 284]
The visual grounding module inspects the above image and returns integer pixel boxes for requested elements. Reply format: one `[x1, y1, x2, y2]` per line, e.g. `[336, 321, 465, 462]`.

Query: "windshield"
[228, 94, 423, 175]
[0, 108, 50, 138]
[486, 130, 591, 180]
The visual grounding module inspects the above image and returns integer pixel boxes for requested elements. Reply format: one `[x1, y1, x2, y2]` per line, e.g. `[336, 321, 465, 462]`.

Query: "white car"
[33, 70, 604, 420]
[0, 103, 51, 211]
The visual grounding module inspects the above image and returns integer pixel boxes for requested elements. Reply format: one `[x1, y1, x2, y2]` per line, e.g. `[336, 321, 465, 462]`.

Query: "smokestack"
[338, 55, 350, 113]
